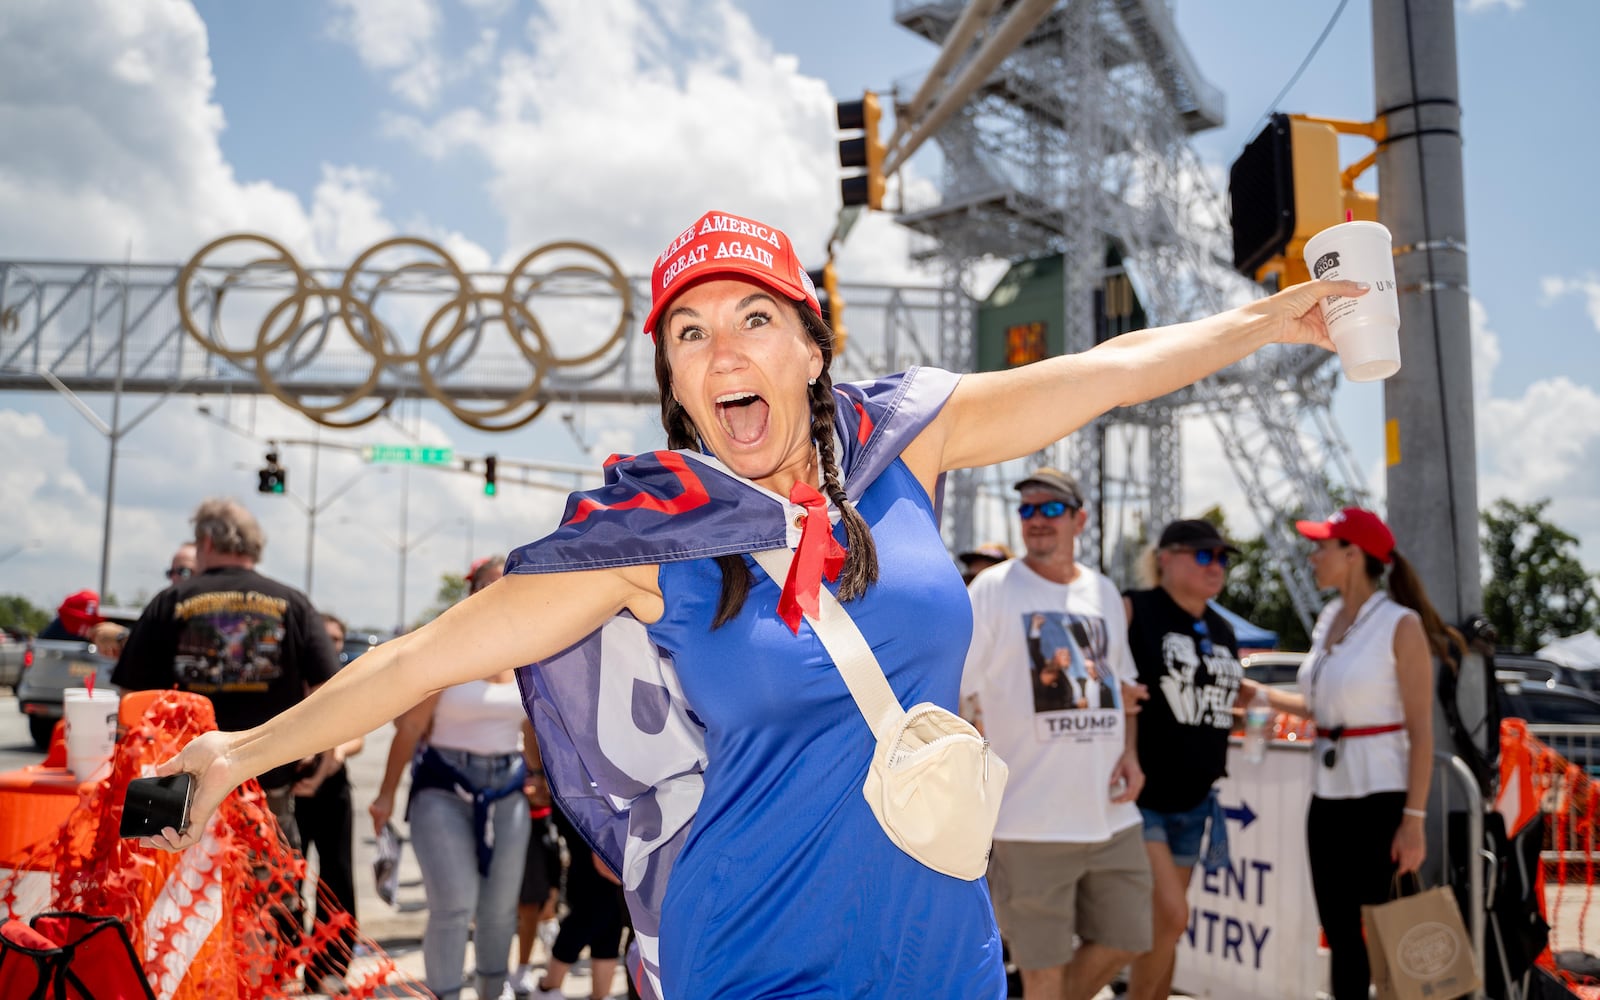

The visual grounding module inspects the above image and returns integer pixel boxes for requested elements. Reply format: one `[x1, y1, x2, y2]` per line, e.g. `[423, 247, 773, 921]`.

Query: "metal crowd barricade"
[1435, 750, 1488, 1000]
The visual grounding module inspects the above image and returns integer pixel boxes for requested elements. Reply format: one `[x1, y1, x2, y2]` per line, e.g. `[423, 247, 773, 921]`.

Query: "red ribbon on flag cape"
[777, 482, 847, 632]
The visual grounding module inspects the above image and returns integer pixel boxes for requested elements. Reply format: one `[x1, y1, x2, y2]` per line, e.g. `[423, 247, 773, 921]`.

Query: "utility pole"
[1373, 0, 1479, 623]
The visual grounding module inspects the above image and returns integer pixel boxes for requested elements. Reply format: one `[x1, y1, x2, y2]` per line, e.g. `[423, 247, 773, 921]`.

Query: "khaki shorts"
[988, 823, 1153, 969]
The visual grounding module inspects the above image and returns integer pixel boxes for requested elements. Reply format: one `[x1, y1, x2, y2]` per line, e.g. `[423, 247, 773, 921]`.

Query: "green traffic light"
[273, 482, 285, 494]
[484, 482, 496, 496]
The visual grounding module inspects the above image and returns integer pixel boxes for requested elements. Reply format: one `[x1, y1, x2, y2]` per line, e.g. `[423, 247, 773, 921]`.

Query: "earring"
[808, 377, 817, 386]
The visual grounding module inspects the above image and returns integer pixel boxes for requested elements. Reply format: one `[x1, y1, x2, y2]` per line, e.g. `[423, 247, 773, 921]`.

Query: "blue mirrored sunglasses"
[1192, 619, 1214, 655]
[1172, 547, 1230, 568]
[1018, 500, 1078, 520]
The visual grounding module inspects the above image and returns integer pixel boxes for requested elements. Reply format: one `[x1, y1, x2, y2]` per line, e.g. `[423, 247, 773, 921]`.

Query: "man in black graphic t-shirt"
[114, 498, 338, 832]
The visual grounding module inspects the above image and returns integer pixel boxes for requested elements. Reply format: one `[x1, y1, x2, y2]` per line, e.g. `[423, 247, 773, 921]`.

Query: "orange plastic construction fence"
[0, 691, 429, 999]
[1501, 717, 1600, 994]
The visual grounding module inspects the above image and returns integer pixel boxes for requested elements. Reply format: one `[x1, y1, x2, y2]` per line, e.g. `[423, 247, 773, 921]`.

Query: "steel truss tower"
[893, 0, 1367, 628]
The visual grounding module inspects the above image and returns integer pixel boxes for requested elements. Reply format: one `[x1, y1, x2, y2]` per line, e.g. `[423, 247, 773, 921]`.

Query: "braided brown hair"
[653, 303, 879, 627]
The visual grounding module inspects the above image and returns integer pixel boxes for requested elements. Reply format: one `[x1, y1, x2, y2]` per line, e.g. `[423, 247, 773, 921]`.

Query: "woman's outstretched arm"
[903, 279, 1365, 484]
[144, 561, 660, 850]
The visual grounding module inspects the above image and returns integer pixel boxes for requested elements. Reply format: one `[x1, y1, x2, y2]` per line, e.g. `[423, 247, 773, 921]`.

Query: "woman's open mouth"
[716, 392, 769, 445]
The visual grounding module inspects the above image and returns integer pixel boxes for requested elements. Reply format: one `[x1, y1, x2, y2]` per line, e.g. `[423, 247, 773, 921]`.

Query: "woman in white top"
[1240, 507, 1461, 1000]
[369, 557, 536, 1000]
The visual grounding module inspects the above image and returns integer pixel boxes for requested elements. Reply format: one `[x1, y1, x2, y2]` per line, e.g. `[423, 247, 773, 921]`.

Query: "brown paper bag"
[1363, 884, 1482, 1000]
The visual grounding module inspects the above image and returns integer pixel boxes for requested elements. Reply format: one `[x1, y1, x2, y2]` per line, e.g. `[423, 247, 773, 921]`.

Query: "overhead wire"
[1241, 0, 1353, 147]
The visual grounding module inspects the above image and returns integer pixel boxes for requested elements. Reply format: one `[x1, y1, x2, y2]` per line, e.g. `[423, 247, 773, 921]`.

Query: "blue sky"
[1, 0, 1595, 632]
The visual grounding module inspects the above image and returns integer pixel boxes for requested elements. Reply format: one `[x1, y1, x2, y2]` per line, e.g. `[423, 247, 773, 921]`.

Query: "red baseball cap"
[643, 210, 821, 337]
[1295, 507, 1395, 564]
[57, 589, 104, 638]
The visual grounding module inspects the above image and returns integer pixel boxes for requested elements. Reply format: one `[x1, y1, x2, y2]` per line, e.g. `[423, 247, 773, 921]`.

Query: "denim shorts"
[1140, 795, 1213, 868]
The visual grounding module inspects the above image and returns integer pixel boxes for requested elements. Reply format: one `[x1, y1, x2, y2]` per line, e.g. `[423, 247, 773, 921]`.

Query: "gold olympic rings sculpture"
[177, 233, 635, 431]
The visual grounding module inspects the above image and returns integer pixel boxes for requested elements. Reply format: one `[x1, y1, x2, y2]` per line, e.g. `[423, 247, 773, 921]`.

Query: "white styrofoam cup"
[63, 687, 119, 782]
[1303, 221, 1402, 382]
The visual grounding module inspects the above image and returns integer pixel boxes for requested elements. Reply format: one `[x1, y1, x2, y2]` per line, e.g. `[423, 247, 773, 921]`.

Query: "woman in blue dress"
[146, 208, 1366, 999]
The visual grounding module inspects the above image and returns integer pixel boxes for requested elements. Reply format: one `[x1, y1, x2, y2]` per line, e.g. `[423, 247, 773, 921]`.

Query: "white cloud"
[383, 0, 842, 271]
[324, 0, 510, 111]
[0, 0, 530, 628]
[309, 166, 396, 263]
[1477, 376, 1600, 569]
[1469, 296, 1501, 406]
[1540, 273, 1600, 332]
[326, 0, 444, 107]
[0, 0, 311, 260]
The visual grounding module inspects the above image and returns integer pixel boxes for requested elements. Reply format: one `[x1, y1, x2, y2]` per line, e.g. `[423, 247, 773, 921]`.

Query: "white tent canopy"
[1537, 631, 1600, 669]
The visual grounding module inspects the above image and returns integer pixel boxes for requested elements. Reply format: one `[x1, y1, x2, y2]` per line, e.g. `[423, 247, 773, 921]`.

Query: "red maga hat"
[643, 210, 821, 337]
[1295, 507, 1395, 564]
[57, 589, 104, 638]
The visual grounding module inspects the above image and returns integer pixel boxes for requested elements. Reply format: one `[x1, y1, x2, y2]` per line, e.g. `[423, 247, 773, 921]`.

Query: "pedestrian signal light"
[1229, 113, 1346, 285]
[837, 92, 886, 211]
[483, 455, 497, 497]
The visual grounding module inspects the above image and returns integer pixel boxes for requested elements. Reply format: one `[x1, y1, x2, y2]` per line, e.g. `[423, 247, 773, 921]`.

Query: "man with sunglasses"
[1122, 519, 1244, 1000]
[166, 542, 197, 584]
[90, 543, 204, 659]
[961, 468, 1149, 1000]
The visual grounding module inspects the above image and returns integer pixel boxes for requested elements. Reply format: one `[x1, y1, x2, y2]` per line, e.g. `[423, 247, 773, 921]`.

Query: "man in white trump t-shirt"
[962, 468, 1151, 1000]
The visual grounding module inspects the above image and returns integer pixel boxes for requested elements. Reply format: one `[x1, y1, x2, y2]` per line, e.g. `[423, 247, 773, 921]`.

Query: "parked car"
[1499, 678, 1600, 777]
[340, 632, 380, 667]
[15, 607, 140, 749]
[1241, 651, 1306, 689]
[0, 627, 32, 690]
[1494, 652, 1598, 694]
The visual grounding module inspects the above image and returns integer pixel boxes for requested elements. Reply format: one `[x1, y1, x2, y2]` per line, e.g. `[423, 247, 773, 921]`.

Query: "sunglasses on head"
[1018, 500, 1079, 520]
[166, 566, 193, 580]
[1170, 546, 1230, 568]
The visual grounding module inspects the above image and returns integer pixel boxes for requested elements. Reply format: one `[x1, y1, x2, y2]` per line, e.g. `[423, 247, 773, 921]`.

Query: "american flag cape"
[507, 366, 959, 999]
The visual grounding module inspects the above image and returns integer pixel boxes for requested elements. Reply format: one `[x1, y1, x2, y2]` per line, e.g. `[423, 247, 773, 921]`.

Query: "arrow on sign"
[1223, 800, 1257, 830]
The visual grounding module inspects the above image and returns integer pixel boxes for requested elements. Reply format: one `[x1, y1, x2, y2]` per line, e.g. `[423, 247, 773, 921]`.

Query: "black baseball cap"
[958, 541, 1014, 566]
[1012, 468, 1083, 507]
[1158, 519, 1239, 553]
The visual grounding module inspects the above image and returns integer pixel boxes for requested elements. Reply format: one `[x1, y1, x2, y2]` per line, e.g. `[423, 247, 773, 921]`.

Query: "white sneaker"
[507, 966, 536, 998]
[529, 984, 565, 1000]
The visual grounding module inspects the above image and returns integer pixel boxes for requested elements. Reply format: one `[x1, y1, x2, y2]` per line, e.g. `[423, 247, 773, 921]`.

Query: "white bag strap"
[749, 547, 905, 742]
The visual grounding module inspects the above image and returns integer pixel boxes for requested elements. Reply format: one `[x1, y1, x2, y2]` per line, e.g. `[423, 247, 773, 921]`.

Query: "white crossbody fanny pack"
[751, 547, 1008, 881]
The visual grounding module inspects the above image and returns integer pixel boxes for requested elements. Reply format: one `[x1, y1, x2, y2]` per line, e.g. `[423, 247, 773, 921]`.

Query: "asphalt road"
[0, 692, 44, 773]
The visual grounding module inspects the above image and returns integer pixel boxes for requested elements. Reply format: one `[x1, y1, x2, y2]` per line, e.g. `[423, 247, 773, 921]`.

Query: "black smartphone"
[120, 773, 195, 839]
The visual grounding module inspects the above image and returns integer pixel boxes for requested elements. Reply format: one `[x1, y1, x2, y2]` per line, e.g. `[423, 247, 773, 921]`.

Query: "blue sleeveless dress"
[645, 458, 1005, 998]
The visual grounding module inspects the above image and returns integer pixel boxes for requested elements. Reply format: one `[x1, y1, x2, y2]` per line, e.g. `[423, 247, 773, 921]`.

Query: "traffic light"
[837, 92, 886, 211]
[805, 262, 847, 353]
[1229, 113, 1345, 286]
[483, 455, 497, 497]
[257, 451, 286, 494]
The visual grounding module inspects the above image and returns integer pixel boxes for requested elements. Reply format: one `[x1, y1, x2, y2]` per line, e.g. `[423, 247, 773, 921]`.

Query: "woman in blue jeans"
[369, 557, 534, 1000]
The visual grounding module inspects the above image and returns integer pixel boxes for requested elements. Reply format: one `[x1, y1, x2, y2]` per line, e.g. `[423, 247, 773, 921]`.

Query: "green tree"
[1482, 497, 1600, 651]
[0, 594, 49, 634]
[423, 572, 469, 623]
[1219, 534, 1311, 652]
